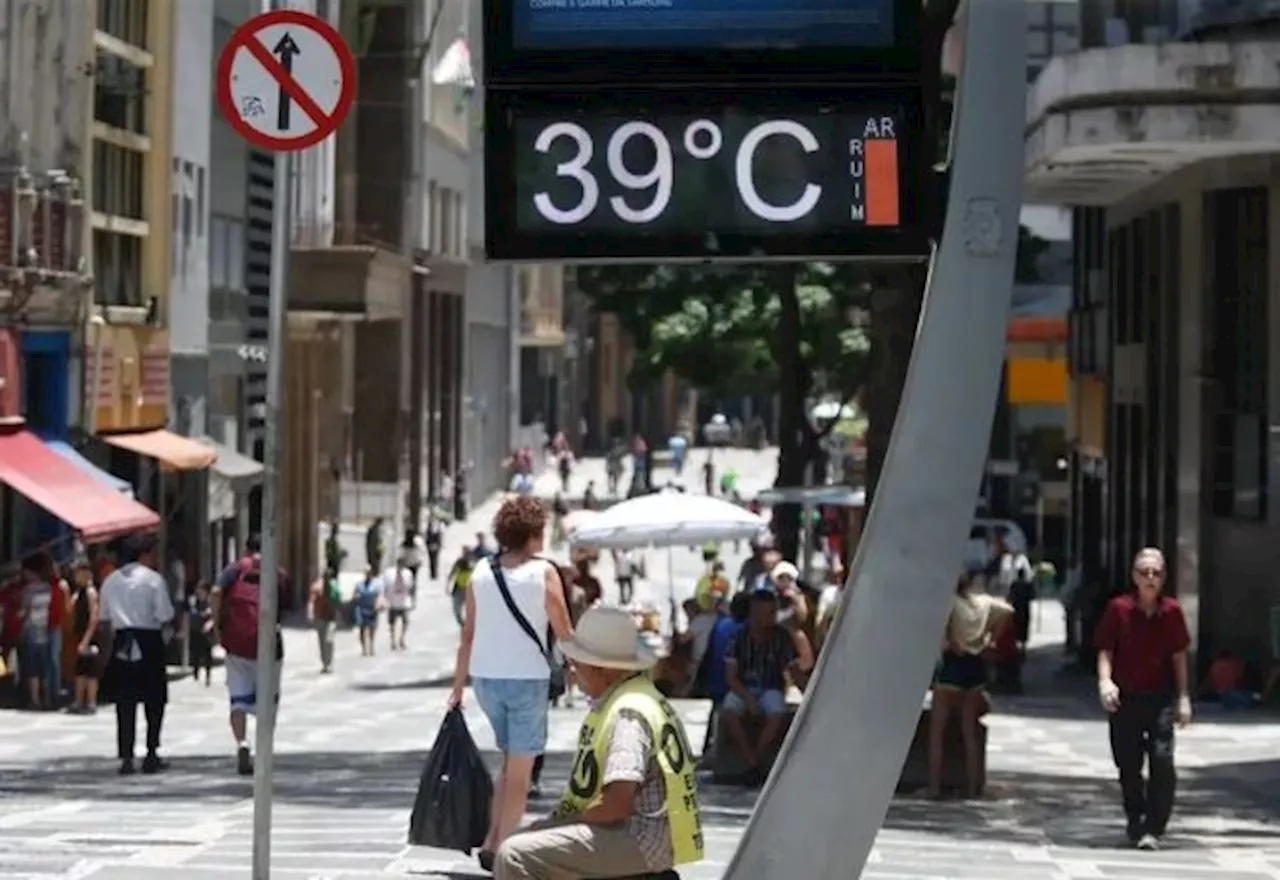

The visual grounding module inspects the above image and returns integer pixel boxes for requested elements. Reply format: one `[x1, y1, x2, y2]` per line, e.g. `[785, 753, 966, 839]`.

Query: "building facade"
[464, 0, 520, 500]
[1029, 0, 1280, 669]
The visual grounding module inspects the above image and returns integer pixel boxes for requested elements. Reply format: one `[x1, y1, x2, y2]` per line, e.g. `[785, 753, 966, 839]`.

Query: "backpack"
[323, 575, 343, 607]
[220, 558, 262, 659]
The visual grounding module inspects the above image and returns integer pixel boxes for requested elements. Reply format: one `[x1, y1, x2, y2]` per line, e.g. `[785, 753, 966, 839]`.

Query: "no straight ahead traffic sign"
[216, 9, 356, 152]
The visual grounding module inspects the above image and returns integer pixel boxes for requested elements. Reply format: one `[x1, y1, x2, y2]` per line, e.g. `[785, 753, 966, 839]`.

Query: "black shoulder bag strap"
[490, 559, 566, 699]
[489, 559, 550, 659]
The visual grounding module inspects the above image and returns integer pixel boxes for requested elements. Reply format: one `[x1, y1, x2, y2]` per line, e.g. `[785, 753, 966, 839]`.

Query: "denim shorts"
[722, 687, 788, 717]
[473, 676, 549, 755]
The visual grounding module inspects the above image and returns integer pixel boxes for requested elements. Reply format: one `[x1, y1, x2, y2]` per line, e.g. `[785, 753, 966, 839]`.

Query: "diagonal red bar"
[241, 33, 334, 131]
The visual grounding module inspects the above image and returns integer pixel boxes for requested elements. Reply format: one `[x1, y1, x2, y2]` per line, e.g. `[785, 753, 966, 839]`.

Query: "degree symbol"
[684, 120, 723, 159]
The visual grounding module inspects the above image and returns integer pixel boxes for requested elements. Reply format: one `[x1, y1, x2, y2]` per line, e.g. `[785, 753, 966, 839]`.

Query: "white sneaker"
[1136, 833, 1159, 851]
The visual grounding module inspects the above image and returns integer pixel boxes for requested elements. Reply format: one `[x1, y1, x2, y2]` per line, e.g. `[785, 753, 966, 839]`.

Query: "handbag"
[489, 559, 567, 702]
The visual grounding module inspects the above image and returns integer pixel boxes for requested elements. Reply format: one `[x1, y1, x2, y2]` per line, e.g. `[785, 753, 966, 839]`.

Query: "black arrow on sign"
[272, 32, 301, 131]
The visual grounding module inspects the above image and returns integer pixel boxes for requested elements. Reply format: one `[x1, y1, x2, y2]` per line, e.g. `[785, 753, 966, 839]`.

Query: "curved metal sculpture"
[719, 2, 1028, 878]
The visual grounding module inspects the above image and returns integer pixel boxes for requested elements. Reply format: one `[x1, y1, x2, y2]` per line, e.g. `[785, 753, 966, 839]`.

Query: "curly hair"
[493, 495, 548, 551]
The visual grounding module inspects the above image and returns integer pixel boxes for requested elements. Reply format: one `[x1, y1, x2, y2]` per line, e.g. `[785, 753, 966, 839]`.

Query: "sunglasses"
[1135, 568, 1163, 578]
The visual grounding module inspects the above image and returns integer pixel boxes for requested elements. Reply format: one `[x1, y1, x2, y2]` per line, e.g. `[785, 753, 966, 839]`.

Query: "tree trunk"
[771, 266, 812, 563]
[864, 266, 926, 505]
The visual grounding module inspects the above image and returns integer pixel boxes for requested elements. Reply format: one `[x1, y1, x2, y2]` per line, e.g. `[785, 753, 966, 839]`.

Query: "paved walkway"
[1, 452, 1278, 877]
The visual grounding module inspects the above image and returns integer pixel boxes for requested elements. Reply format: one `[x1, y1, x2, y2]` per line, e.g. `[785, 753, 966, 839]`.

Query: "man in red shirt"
[1095, 547, 1192, 851]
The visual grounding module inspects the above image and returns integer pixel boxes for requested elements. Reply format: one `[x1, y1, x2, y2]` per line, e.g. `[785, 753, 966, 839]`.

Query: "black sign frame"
[482, 0, 923, 86]
[484, 85, 929, 263]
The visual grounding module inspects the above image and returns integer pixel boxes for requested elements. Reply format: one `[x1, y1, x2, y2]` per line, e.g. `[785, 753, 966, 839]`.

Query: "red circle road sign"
[216, 9, 356, 152]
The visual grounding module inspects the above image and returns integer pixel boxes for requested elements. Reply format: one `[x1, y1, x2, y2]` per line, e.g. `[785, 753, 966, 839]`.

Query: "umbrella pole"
[668, 547, 677, 638]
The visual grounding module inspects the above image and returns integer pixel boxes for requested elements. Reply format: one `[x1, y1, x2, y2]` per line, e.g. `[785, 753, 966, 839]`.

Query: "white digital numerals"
[531, 118, 824, 225]
[735, 120, 822, 223]
[533, 121, 673, 226]
[532, 122, 599, 225]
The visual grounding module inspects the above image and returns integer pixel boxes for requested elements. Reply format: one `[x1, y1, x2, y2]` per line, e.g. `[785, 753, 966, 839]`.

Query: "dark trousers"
[1108, 693, 1176, 835]
[427, 550, 440, 580]
[531, 753, 544, 787]
[110, 629, 169, 760]
[117, 686, 166, 758]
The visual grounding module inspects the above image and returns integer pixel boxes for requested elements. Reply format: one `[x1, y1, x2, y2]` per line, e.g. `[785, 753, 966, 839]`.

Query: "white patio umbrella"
[570, 490, 767, 550]
[571, 491, 767, 634]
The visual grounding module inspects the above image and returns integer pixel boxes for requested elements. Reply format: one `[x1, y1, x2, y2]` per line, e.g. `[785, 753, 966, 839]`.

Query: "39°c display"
[518, 111, 900, 230]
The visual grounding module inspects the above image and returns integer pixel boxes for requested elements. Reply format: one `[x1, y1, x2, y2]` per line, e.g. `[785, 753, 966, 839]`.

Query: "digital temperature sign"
[485, 89, 926, 262]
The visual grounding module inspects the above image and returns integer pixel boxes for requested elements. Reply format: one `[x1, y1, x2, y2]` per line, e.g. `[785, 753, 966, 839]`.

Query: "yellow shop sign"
[84, 325, 170, 432]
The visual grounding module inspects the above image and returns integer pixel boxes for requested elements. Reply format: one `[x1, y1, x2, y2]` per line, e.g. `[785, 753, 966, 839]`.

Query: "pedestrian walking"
[211, 534, 288, 776]
[186, 581, 214, 686]
[425, 515, 444, 581]
[384, 560, 414, 651]
[447, 496, 575, 873]
[447, 551, 475, 628]
[365, 517, 386, 570]
[352, 567, 384, 656]
[1095, 547, 1192, 850]
[614, 549, 637, 606]
[399, 527, 426, 598]
[100, 534, 174, 775]
[307, 571, 342, 674]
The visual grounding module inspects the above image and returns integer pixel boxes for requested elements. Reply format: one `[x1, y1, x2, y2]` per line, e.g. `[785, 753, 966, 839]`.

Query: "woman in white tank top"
[448, 497, 574, 870]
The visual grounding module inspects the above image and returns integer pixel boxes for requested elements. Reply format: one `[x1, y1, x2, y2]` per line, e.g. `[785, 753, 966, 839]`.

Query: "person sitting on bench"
[719, 587, 814, 784]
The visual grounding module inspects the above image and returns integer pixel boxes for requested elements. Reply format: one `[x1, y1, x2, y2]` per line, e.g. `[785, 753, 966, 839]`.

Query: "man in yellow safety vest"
[495, 607, 704, 880]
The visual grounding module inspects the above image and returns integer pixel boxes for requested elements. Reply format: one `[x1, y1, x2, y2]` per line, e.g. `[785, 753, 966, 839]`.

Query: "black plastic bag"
[408, 708, 493, 852]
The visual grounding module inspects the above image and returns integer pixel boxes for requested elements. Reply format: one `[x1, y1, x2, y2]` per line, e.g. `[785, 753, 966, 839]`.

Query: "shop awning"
[46, 440, 134, 497]
[103, 429, 218, 471]
[197, 436, 264, 488]
[0, 428, 160, 542]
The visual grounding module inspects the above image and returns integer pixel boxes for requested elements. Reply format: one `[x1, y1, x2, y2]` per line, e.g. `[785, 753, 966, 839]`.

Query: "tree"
[578, 262, 872, 560]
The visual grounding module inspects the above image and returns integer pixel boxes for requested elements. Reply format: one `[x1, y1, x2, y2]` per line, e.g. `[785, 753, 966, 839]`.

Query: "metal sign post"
[216, 5, 356, 877]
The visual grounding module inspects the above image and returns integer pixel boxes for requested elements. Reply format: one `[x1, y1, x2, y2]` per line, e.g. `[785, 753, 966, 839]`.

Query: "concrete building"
[0, 0, 96, 557]
[464, 0, 522, 501]
[1025, 0, 1080, 81]
[1028, 0, 1280, 669]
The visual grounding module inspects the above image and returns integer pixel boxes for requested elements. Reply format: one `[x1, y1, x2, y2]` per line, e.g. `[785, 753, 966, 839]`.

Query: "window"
[209, 215, 246, 292]
[1209, 188, 1268, 521]
[227, 219, 245, 291]
[195, 166, 206, 235]
[210, 216, 229, 289]
[453, 192, 465, 256]
[426, 181, 439, 253]
[1026, 27, 1050, 57]
[93, 51, 147, 134]
[92, 140, 145, 220]
[93, 229, 143, 306]
[440, 187, 454, 257]
[97, 0, 148, 48]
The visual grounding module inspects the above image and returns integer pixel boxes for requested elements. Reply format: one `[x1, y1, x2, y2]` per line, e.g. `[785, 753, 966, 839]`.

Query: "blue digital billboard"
[511, 0, 895, 51]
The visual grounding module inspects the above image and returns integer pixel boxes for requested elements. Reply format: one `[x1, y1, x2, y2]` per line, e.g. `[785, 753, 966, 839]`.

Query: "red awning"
[0, 428, 160, 543]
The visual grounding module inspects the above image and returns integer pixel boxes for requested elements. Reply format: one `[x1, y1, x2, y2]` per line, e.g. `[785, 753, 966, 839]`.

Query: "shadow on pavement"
[5, 744, 1276, 850]
[884, 756, 1280, 849]
[0, 749, 754, 829]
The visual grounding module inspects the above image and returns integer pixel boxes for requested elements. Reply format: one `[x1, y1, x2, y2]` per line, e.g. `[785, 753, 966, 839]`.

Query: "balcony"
[1025, 41, 1280, 205]
[287, 225, 408, 320]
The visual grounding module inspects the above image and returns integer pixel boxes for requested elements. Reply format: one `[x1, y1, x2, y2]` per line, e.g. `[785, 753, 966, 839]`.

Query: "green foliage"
[576, 262, 873, 401]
